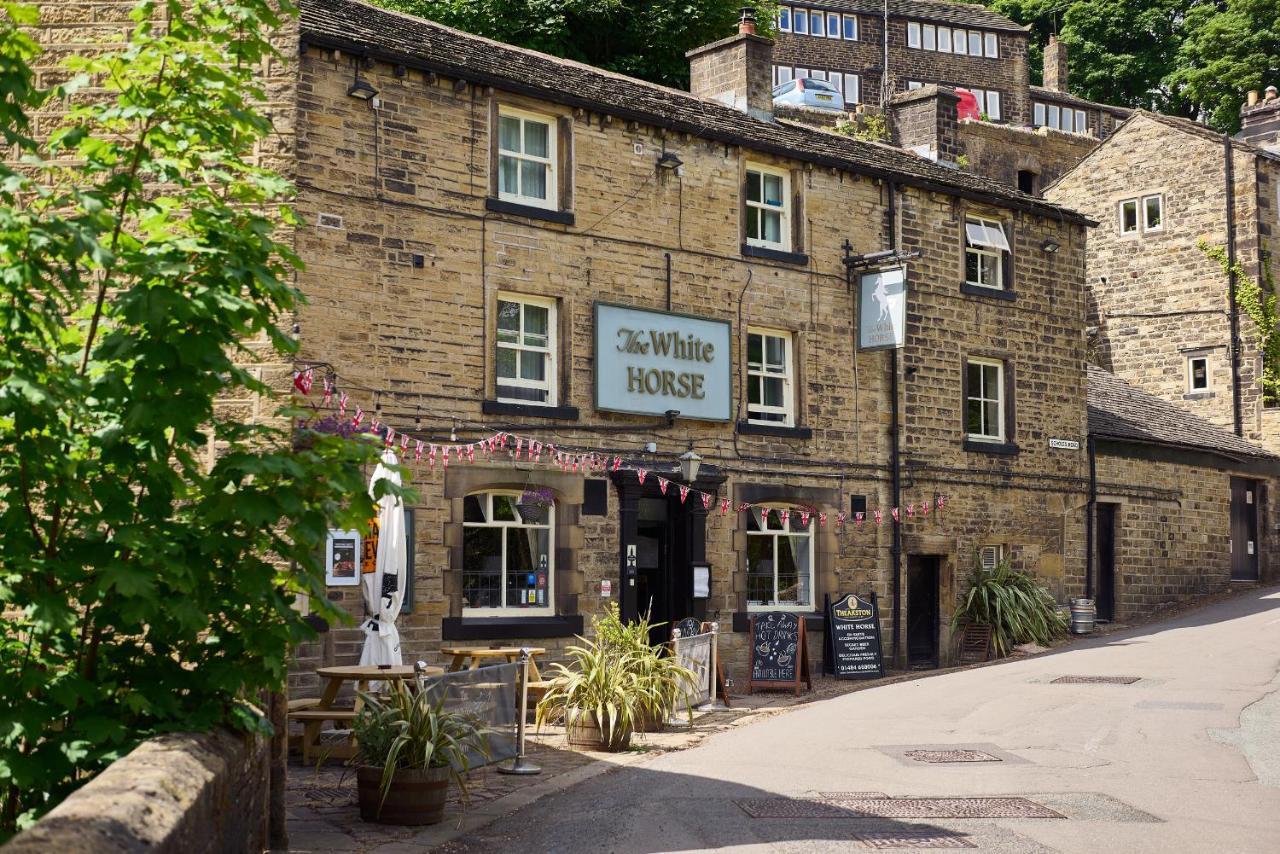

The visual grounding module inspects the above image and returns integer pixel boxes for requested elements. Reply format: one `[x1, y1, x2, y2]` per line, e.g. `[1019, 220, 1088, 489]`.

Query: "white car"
[772, 77, 845, 112]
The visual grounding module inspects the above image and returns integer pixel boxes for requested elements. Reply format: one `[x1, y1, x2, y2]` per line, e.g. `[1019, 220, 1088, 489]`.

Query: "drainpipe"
[1085, 434, 1096, 600]
[887, 181, 903, 666]
[665, 252, 672, 311]
[1225, 135, 1243, 437]
[881, 0, 890, 107]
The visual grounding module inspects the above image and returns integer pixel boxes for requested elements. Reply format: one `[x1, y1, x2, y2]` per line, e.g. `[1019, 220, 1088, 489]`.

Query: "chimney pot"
[739, 6, 756, 35]
[1266, 85, 1278, 102]
[1247, 89, 1259, 106]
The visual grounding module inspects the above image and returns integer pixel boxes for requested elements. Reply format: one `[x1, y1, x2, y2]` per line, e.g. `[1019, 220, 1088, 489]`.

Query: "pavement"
[432, 585, 1280, 853]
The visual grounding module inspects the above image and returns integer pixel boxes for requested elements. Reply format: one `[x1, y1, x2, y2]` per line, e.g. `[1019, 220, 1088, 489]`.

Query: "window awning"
[965, 219, 1010, 252]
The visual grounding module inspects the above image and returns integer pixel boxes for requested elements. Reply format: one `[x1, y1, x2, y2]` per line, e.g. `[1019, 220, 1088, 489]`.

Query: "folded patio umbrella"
[359, 449, 406, 672]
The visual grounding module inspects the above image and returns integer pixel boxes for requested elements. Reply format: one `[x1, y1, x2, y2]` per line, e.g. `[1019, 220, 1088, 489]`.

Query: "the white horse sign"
[858, 267, 907, 350]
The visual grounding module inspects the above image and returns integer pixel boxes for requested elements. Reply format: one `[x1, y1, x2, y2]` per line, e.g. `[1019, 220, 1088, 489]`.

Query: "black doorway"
[1230, 478, 1260, 581]
[635, 496, 682, 646]
[906, 556, 940, 668]
[1096, 503, 1117, 622]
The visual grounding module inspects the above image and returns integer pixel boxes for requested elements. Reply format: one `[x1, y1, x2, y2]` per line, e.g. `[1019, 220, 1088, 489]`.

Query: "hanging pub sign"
[748, 612, 812, 695]
[594, 302, 731, 421]
[857, 266, 907, 350]
[827, 592, 885, 679]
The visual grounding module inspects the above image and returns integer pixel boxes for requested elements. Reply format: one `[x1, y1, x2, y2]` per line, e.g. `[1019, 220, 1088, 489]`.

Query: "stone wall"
[287, 43, 1089, 682]
[958, 119, 1099, 194]
[2, 730, 270, 854]
[1047, 114, 1273, 451]
[890, 85, 962, 164]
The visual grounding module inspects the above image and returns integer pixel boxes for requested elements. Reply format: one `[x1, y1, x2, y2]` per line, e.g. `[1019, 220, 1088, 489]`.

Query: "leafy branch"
[1199, 239, 1280, 406]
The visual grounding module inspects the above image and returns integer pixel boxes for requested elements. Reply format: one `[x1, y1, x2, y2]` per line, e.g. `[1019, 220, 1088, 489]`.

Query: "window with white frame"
[793, 7, 808, 34]
[966, 358, 1005, 442]
[985, 33, 998, 57]
[777, 7, 858, 39]
[969, 88, 1001, 120]
[811, 10, 825, 36]
[463, 491, 554, 614]
[923, 23, 936, 50]
[1187, 353, 1211, 392]
[964, 216, 1010, 290]
[844, 73, 860, 105]
[778, 6, 791, 31]
[745, 165, 790, 251]
[827, 10, 840, 38]
[938, 26, 952, 53]
[496, 107, 557, 209]
[843, 14, 858, 40]
[747, 328, 794, 426]
[496, 294, 556, 405]
[1034, 102, 1089, 134]
[746, 506, 813, 610]
[908, 21, 921, 48]
[907, 22, 998, 57]
[980, 544, 1004, 570]
[1142, 194, 1163, 231]
[1118, 194, 1163, 235]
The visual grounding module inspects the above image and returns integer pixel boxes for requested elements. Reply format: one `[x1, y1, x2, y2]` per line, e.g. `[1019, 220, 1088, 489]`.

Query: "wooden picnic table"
[440, 646, 547, 681]
[294, 664, 444, 764]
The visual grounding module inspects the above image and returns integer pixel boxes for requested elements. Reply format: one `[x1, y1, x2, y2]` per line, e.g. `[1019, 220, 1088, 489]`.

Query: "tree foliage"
[0, 0, 399, 836]
[373, 0, 777, 89]
[984, 0, 1280, 131]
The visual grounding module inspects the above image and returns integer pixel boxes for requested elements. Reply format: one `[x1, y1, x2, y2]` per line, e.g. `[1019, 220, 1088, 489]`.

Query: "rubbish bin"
[1069, 598, 1096, 635]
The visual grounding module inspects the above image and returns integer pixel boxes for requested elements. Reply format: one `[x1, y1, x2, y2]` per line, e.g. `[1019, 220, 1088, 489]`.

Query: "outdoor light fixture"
[1040, 238, 1061, 253]
[679, 446, 702, 483]
[347, 77, 378, 100]
[665, 409, 680, 427]
[657, 151, 683, 170]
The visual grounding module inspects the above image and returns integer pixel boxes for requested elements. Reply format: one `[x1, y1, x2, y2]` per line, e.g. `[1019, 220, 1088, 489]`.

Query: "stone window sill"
[963, 438, 1020, 455]
[960, 282, 1016, 302]
[442, 615, 583, 641]
[736, 421, 813, 439]
[485, 197, 575, 225]
[1183, 391, 1215, 400]
[741, 243, 809, 266]
[482, 399, 580, 420]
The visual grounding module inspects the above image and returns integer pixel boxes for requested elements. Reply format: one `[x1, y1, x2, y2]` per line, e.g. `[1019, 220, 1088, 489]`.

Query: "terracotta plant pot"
[565, 710, 632, 751]
[355, 764, 450, 825]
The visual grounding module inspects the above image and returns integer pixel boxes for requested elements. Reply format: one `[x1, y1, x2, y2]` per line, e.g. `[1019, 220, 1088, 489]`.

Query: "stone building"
[1046, 111, 1280, 456]
[280, 0, 1097, 684]
[1089, 367, 1279, 615]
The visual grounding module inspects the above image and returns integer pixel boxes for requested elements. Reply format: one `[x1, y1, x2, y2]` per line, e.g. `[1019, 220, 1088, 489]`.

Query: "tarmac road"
[441, 586, 1280, 853]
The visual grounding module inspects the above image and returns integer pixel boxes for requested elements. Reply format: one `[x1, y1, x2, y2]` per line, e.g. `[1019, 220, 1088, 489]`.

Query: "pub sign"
[857, 266, 907, 350]
[594, 302, 731, 421]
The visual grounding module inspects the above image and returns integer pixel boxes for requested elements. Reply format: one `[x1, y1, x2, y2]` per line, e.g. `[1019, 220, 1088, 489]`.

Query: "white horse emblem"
[873, 278, 892, 322]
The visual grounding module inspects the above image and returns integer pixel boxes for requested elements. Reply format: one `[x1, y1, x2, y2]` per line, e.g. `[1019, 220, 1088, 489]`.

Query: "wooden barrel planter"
[566, 711, 632, 751]
[356, 765, 450, 825]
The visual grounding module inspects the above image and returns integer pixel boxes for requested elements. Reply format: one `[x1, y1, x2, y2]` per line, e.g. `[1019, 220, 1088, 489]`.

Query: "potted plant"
[587, 605, 698, 732]
[351, 681, 489, 825]
[951, 553, 1068, 658]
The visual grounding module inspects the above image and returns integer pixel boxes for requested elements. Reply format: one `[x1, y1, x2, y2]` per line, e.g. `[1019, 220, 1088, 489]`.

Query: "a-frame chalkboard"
[748, 612, 812, 695]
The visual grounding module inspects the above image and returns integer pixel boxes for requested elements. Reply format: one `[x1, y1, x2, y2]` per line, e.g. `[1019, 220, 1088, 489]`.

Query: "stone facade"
[1047, 113, 1280, 456]
[284, 0, 1093, 685]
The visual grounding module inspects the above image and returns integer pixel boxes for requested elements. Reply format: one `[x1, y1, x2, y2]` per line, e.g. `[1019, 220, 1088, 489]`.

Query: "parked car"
[772, 77, 845, 112]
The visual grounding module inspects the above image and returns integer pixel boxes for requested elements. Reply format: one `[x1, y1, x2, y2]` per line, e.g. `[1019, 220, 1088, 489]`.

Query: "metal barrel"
[1069, 598, 1096, 634]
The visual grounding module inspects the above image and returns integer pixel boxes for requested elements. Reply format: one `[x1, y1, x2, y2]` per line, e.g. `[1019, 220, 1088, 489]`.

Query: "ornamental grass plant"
[951, 555, 1067, 657]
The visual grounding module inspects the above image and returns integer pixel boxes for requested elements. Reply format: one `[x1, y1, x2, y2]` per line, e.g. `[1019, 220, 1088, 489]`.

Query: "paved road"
[443, 587, 1280, 853]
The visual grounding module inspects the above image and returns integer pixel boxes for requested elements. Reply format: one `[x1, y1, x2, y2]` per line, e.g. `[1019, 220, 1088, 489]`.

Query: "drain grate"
[905, 749, 1002, 763]
[1051, 675, 1140, 685]
[850, 830, 976, 849]
[736, 797, 1064, 819]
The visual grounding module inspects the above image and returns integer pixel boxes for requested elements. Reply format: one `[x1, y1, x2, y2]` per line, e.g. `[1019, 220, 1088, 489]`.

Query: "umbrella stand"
[497, 649, 541, 776]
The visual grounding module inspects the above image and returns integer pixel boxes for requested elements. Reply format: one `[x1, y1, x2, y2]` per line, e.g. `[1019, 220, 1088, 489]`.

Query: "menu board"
[748, 612, 812, 695]
[828, 593, 884, 679]
[673, 617, 704, 639]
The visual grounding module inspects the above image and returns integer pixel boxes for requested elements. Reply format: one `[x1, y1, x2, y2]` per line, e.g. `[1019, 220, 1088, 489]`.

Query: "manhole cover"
[850, 830, 976, 849]
[736, 797, 1064, 819]
[1052, 675, 1140, 684]
[904, 749, 1002, 763]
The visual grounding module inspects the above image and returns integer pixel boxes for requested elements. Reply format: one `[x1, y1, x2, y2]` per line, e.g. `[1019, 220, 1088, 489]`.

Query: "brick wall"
[1047, 114, 1273, 451]
[288, 44, 1089, 678]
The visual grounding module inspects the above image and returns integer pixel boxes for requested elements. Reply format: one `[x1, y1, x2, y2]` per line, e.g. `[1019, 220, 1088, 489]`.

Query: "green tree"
[374, 0, 777, 88]
[1168, 0, 1280, 132]
[0, 0, 400, 835]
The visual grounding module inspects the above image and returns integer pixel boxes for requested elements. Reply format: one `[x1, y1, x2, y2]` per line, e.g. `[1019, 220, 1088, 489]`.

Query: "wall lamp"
[679, 447, 702, 483]
[657, 152, 683, 170]
[1040, 238, 1061, 253]
[664, 409, 680, 427]
[348, 77, 378, 101]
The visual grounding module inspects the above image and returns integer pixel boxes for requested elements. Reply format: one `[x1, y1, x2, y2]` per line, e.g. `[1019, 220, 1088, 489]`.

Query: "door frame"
[1095, 502, 1118, 622]
[906, 554, 941, 669]
[1230, 477, 1260, 582]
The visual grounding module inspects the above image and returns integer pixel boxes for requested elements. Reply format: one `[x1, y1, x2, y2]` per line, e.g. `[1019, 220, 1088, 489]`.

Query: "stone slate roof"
[804, 1, 1026, 33]
[1028, 85, 1131, 119]
[299, 0, 1090, 225]
[1088, 366, 1277, 461]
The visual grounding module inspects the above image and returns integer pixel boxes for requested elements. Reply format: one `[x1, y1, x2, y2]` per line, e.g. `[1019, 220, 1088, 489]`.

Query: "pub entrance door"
[906, 555, 941, 669]
[1230, 478, 1260, 581]
[1096, 503, 1118, 622]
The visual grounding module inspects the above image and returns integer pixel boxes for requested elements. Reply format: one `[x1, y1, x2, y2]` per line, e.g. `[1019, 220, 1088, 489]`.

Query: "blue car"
[772, 77, 845, 112]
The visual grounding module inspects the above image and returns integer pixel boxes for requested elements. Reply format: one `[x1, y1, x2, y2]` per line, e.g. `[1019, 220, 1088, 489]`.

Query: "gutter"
[298, 32, 1096, 227]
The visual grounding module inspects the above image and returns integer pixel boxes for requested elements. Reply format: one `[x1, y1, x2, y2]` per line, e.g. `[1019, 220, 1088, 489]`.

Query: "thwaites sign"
[594, 303, 731, 421]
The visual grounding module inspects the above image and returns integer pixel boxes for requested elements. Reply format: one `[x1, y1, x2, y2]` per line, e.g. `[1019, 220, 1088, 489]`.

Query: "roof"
[1029, 85, 1131, 119]
[299, 0, 1090, 225]
[1087, 366, 1277, 462]
[803, 1, 1027, 33]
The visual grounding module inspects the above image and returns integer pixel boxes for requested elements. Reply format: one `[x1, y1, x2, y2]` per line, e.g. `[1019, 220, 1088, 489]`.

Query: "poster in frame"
[325, 529, 361, 586]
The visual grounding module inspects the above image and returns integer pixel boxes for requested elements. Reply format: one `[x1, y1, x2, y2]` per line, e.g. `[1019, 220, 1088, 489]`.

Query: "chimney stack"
[686, 7, 774, 121]
[1239, 84, 1280, 149]
[1043, 34, 1068, 93]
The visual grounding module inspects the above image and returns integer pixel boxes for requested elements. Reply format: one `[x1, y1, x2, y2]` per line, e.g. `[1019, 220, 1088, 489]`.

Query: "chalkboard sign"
[828, 593, 884, 679]
[673, 617, 704, 640]
[748, 612, 812, 695]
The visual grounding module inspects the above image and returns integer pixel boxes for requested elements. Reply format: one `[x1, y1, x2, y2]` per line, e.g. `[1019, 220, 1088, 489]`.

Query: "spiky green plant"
[590, 604, 699, 725]
[951, 554, 1067, 657]
[353, 682, 489, 814]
